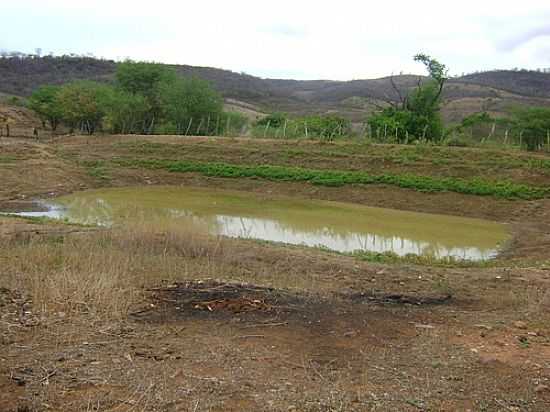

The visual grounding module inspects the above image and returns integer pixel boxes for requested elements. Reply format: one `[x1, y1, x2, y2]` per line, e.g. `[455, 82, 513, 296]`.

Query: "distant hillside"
[1, 55, 550, 124]
[0, 56, 115, 96]
[457, 70, 550, 98]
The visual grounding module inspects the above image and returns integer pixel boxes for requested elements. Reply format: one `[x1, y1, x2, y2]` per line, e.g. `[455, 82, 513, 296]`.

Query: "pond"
[16, 186, 509, 261]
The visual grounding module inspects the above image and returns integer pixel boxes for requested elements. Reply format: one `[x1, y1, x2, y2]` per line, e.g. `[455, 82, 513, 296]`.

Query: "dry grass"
[0, 222, 226, 320]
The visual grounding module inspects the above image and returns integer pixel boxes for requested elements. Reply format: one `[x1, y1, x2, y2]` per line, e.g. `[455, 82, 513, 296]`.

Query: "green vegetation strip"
[115, 158, 549, 199]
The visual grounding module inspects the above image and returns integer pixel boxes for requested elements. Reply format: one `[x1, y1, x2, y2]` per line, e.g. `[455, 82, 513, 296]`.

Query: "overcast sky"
[2, 0, 550, 80]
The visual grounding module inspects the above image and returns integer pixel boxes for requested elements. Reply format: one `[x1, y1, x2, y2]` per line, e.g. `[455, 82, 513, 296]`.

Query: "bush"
[256, 112, 287, 128]
[443, 135, 471, 147]
[510, 107, 550, 151]
[253, 114, 352, 140]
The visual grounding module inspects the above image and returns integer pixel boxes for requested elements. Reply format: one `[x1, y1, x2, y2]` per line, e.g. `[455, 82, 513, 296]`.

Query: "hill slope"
[1, 56, 550, 123]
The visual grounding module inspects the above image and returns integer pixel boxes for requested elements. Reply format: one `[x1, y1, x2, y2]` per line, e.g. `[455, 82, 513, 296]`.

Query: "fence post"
[196, 118, 203, 135]
[185, 118, 193, 136]
[422, 125, 428, 140]
[226, 116, 231, 137]
[206, 116, 211, 136]
[282, 120, 287, 138]
[304, 121, 308, 139]
[215, 115, 220, 136]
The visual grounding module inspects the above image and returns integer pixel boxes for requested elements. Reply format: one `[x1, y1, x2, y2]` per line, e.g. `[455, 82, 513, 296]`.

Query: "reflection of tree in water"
[62, 197, 115, 227]
[211, 215, 497, 260]
[56, 194, 502, 262]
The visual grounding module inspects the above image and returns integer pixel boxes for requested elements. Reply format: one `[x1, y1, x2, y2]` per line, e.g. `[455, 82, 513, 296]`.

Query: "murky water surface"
[17, 186, 509, 260]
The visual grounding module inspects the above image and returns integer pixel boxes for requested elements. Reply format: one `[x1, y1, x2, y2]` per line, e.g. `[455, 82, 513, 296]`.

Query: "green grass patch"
[79, 160, 111, 181]
[0, 155, 18, 163]
[349, 250, 493, 268]
[114, 158, 549, 199]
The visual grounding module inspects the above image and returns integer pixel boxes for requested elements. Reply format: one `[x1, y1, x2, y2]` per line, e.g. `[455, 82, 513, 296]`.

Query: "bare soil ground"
[1, 135, 550, 411]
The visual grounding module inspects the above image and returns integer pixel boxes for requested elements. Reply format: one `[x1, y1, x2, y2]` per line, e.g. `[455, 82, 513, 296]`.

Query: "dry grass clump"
[0, 221, 226, 320]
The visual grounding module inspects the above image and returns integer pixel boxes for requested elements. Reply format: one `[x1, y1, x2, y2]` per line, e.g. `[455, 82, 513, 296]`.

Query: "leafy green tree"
[57, 81, 110, 134]
[27, 85, 63, 131]
[116, 61, 177, 132]
[510, 107, 550, 151]
[160, 77, 223, 134]
[256, 112, 287, 128]
[102, 89, 151, 134]
[219, 111, 248, 136]
[368, 54, 448, 142]
[295, 115, 351, 140]
[460, 112, 493, 129]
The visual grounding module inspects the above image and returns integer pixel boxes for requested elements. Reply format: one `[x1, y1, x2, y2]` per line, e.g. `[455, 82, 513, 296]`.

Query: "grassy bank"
[113, 140, 550, 174]
[115, 158, 550, 200]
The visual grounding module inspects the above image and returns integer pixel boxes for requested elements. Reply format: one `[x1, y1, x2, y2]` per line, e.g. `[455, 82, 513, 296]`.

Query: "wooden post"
[483, 121, 496, 144]
[185, 118, 193, 136]
[504, 129, 509, 145]
[263, 120, 271, 138]
[547, 129, 550, 151]
[359, 123, 365, 139]
[304, 121, 308, 139]
[384, 124, 387, 140]
[282, 120, 287, 138]
[226, 116, 231, 136]
[422, 125, 428, 140]
[196, 118, 203, 135]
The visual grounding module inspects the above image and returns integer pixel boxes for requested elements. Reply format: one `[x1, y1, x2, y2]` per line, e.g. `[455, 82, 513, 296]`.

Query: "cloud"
[496, 26, 550, 51]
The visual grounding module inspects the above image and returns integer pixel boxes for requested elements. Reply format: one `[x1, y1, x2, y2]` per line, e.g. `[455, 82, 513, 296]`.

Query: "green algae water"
[33, 186, 509, 261]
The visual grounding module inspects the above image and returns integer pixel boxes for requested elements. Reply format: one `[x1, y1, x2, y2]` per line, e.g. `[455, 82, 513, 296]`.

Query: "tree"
[160, 77, 223, 134]
[510, 107, 550, 151]
[57, 81, 110, 134]
[102, 89, 151, 134]
[27, 85, 63, 131]
[256, 112, 287, 128]
[294, 115, 351, 140]
[368, 54, 448, 142]
[116, 61, 176, 133]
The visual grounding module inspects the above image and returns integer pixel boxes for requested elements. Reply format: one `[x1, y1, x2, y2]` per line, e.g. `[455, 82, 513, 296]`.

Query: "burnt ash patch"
[132, 280, 314, 323]
[132, 280, 454, 326]
[344, 291, 452, 305]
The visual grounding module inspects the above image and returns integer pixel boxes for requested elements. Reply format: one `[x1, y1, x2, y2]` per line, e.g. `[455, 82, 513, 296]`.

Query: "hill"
[1, 55, 550, 124]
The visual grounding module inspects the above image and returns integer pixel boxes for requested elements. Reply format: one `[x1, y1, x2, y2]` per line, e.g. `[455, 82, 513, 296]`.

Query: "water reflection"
[12, 186, 509, 261]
